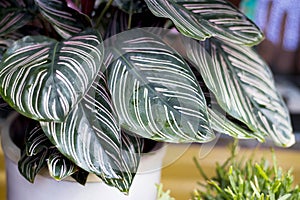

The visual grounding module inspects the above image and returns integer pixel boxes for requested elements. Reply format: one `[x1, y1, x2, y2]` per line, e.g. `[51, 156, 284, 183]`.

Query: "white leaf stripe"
[145, 0, 263, 45]
[19, 123, 78, 182]
[221, 40, 293, 146]
[105, 29, 214, 143]
[0, 30, 103, 121]
[108, 60, 138, 129]
[18, 151, 48, 182]
[18, 122, 49, 182]
[35, 0, 92, 39]
[47, 154, 76, 181]
[42, 104, 121, 178]
[186, 38, 294, 146]
[26, 126, 51, 156]
[0, 0, 32, 36]
[0, 12, 26, 34]
[208, 108, 264, 141]
[188, 40, 256, 127]
[40, 71, 141, 192]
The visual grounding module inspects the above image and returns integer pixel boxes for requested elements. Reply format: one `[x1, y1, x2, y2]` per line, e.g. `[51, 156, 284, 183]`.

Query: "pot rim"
[1, 112, 20, 163]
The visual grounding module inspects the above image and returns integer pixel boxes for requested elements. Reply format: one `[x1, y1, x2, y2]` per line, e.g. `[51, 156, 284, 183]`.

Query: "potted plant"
[0, 0, 295, 199]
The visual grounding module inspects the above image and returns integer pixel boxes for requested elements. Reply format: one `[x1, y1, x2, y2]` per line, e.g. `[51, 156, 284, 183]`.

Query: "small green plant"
[193, 141, 300, 200]
[156, 184, 175, 200]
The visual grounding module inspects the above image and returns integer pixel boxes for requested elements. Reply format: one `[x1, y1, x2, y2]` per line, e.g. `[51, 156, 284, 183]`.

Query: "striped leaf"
[185, 38, 294, 147]
[35, 0, 92, 39]
[18, 148, 48, 182]
[0, 29, 103, 122]
[144, 0, 264, 46]
[104, 130, 144, 193]
[40, 72, 143, 192]
[0, 30, 28, 61]
[18, 121, 79, 182]
[47, 149, 77, 181]
[18, 120, 52, 182]
[208, 108, 264, 141]
[104, 28, 214, 143]
[191, 67, 262, 140]
[0, 0, 34, 36]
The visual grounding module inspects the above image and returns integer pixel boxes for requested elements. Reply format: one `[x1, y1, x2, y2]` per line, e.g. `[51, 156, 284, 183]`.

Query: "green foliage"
[0, 0, 295, 193]
[156, 184, 175, 200]
[192, 141, 300, 200]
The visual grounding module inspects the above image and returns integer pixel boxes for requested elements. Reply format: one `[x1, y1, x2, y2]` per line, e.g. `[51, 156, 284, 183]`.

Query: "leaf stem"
[75, 0, 80, 7]
[127, 12, 132, 30]
[95, 0, 114, 29]
[193, 157, 209, 180]
[127, 0, 133, 29]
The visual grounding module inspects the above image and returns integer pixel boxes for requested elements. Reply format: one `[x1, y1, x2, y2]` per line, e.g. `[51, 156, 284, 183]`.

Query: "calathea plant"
[0, 0, 295, 194]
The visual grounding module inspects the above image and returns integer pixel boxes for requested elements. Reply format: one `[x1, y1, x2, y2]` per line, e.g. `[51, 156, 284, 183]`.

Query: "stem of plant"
[193, 157, 209, 180]
[95, 0, 114, 29]
[75, 0, 80, 7]
[127, 12, 132, 30]
[127, 0, 133, 30]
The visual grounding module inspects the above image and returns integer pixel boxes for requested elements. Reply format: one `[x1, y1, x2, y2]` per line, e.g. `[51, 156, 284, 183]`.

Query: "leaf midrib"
[112, 47, 211, 135]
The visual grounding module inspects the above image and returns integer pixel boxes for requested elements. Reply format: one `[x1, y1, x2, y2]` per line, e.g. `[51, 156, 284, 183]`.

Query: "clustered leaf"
[0, 0, 295, 194]
[0, 0, 35, 37]
[184, 37, 294, 146]
[18, 119, 87, 183]
[193, 141, 300, 200]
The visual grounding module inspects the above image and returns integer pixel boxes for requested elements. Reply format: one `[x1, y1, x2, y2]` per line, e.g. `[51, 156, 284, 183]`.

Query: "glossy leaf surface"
[145, 0, 264, 46]
[18, 121, 79, 182]
[0, 29, 103, 121]
[104, 28, 214, 143]
[185, 38, 294, 147]
[47, 149, 77, 180]
[35, 0, 92, 39]
[40, 72, 143, 192]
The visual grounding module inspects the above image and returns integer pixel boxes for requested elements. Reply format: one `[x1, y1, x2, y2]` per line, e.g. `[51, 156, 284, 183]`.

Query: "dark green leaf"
[0, 29, 104, 122]
[18, 149, 48, 182]
[71, 168, 89, 185]
[0, 0, 34, 36]
[35, 0, 92, 39]
[105, 28, 214, 143]
[18, 120, 50, 183]
[47, 149, 77, 180]
[17, 120, 80, 183]
[40, 72, 144, 192]
[145, 0, 264, 46]
[185, 37, 294, 147]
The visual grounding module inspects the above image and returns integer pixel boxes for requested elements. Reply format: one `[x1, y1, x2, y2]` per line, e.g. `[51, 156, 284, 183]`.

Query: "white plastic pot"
[1, 113, 166, 200]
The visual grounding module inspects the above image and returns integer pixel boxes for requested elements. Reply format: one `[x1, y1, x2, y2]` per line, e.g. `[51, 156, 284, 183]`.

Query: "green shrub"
[193, 141, 300, 200]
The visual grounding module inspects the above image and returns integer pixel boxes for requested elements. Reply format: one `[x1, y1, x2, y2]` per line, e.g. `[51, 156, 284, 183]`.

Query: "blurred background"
[239, 0, 300, 134]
